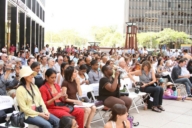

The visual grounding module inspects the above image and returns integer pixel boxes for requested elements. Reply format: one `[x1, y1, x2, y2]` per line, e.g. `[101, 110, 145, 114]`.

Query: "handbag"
[55, 102, 74, 113]
[35, 105, 43, 113]
[44, 84, 74, 113]
[5, 112, 25, 128]
[0, 110, 7, 123]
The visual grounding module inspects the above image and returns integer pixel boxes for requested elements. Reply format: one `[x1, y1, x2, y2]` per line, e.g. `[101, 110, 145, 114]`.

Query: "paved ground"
[91, 99, 192, 128]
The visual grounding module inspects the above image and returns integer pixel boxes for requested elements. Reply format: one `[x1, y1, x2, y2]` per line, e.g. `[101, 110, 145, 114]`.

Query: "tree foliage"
[45, 29, 88, 47]
[137, 28, 192, 48]
[91, 26, 124, 47]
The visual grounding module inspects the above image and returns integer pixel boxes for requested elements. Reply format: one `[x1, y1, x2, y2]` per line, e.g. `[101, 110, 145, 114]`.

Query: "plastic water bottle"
[173, 91, 177, 96]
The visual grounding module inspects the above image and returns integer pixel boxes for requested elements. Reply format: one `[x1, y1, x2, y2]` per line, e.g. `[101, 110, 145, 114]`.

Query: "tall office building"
[0, 0, 45, 53]
[124, 0, 192, 36]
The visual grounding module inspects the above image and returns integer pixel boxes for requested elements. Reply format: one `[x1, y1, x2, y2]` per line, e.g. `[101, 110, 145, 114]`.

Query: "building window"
[174, 20, 177, 24]
[187, 20, 190, 24]
[168, 2, 171, 8]
[162, 12, 164, 15]
[149, 1, 151, 7]
[181, 20, 183, 24]
[171, 12, 174, 16]
[178, 12, 180, 16]
[178, 4, 180, 8]
[165, 12, 167, 15]
[168, 20, 170, 23]
[178, 20, 180, 24]
[181, 12, 183, 16]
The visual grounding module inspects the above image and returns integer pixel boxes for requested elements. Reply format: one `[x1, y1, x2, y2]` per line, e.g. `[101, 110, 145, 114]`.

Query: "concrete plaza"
[91, 99, 192, 128]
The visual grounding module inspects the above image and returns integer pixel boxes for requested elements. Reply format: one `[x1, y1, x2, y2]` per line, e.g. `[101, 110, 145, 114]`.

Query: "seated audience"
[163, 82, 192, 101]
[56, 62, 69, 86]
[88, 60, 103, 84]
[0, 62, 20, 95]
[104, 104, 130, 128]
[40, 68, 84, 128]
[16, 66, 59, 128]
[77, 65, 89, 85]
[98, 65, 132, 111]
[171, 59, 192, 97]
[31, 62, 44, 88]
[62, 66, 96, 128]
[129, 61, 164, 113]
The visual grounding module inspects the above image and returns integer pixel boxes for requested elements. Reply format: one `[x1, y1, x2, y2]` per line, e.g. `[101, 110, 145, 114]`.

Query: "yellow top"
[16, 85, 49, 119]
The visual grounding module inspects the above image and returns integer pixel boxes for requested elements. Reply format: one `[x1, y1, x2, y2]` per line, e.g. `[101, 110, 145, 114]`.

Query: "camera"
[135, 87, 140, 94]
[134, 82, 143, 94]
[117, 67, 124, 74]
[135, 82, 143, 86]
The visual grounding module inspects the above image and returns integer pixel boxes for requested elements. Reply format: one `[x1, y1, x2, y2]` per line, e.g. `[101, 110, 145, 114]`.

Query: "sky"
[45, 0, 125, 34]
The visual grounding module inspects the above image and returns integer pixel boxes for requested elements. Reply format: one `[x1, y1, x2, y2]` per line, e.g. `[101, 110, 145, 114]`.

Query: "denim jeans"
[25, 114, 59, 128]
[141, 85, 163, 106]
[174, 78, 192, 95]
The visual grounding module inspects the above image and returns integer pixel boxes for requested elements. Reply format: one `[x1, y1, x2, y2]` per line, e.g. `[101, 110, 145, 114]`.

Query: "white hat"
[19, 66, 37, 78]
[166, 82, 174, 86]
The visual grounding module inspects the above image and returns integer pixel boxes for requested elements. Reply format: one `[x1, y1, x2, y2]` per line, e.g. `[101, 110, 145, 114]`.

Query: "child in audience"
[163, 82, 192, 101]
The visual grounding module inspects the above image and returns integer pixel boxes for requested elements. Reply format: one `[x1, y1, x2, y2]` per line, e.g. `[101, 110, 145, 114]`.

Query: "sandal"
[133, 122, 139, 127]
[158, 106, 165, 111]
[152, 107, 161, 113]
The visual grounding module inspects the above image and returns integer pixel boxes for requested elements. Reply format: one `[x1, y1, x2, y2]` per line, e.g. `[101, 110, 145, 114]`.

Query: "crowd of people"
[0, 44, 192, 128]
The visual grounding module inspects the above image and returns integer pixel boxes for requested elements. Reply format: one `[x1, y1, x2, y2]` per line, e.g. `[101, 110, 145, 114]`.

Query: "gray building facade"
[124, 0, 192, 35]
[0, 0, 45, 53]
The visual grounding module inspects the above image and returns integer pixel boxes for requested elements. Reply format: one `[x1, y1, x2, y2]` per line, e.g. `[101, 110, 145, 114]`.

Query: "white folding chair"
[0, 96, 14, 121]
[79, 85, 108, 125]
[121, 77, 147, 113]
[0, 96, 29, 128]
[13, 97, 39, 128]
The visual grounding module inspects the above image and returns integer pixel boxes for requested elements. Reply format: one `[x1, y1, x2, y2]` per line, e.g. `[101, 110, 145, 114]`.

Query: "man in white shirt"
[53, 55, 63, 73]
[139, 48, 144, 54]
[40, 56, 48, 73]
[117, 47, 122, 55]
[34, 45, 39, 54]
[131, 48, 135, 54]
[127, 48, 131, 54]
[143, 46, 148, 55]
[173, 49, 180, 58]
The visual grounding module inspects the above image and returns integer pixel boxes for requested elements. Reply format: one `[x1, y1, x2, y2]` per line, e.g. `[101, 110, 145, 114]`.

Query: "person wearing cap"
[59, 116, 78, 128]
[163, 82, 192, 101]
[16, 66, 59, 128]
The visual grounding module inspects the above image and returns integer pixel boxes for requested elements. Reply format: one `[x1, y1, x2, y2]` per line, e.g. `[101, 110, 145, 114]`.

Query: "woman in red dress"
[40, 68, 84, 128]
